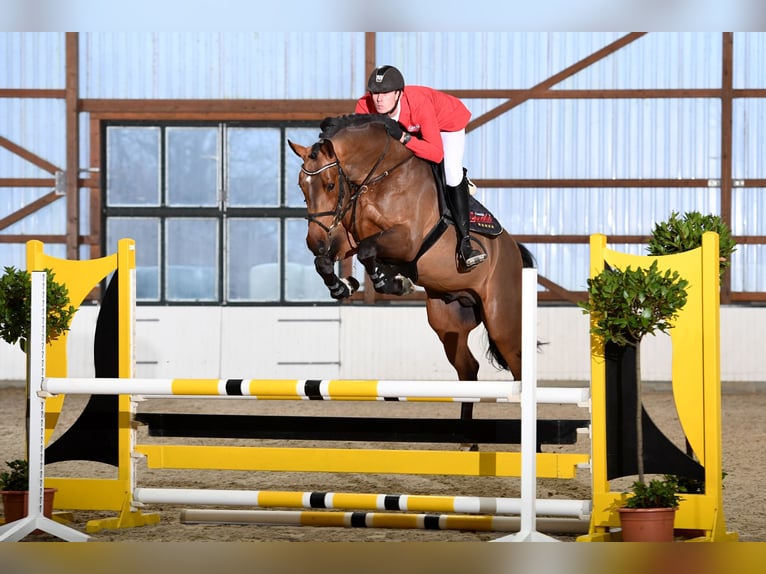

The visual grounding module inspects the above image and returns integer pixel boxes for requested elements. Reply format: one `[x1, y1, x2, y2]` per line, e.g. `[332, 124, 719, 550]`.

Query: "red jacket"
[355, 85, 471, 164]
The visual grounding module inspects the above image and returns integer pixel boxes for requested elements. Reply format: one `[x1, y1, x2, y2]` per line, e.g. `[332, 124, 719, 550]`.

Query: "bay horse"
[288, 114, 535, 423]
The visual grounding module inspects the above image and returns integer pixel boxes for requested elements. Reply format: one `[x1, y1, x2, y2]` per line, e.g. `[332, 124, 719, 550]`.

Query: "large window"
[104, 122, 334, 304]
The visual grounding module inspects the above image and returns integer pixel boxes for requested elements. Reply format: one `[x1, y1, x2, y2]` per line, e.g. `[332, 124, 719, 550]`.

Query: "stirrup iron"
[458, 237, 486, 269]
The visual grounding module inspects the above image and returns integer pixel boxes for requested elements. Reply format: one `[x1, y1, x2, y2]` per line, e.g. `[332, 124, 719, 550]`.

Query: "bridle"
[300, 134, 414, 238]
[300, 159, 343, 234]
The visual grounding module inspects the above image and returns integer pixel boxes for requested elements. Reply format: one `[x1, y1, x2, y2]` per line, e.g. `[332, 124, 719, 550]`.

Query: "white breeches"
[441, 128, 465, 187]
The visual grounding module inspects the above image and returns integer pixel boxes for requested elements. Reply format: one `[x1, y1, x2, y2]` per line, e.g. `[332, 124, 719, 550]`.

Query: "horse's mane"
[319, 114, 393, 139]
[309, 114, 395, 158]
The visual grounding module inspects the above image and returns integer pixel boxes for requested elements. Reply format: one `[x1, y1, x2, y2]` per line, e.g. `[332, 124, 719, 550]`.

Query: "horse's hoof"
[344, 276, 360, 295]
[329, 288, 348, 300]
[395, 275, 414, 295]
[329, 277, 358, 300]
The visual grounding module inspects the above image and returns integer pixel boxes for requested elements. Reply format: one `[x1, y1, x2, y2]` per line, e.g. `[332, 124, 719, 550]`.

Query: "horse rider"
[355, 65, 487, 270]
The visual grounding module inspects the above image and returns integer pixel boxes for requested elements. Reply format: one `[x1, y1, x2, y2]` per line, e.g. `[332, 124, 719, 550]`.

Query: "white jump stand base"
[0, 515, 89, 542]
[492, 529, 560, 543]
[0, 273, 90, 543]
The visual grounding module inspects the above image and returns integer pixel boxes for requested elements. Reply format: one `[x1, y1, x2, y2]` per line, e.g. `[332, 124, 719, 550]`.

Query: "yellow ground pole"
[577, 232, 737, 542]
[135, 444, 588, 479]
[27, 238, 159, 532]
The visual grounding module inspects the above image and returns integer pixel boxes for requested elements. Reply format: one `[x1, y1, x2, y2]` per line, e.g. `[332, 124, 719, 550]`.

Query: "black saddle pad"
[468, 196, 503, 236]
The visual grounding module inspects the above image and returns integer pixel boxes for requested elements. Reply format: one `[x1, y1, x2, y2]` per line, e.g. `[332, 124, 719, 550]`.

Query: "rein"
[341, 136, 414, 239]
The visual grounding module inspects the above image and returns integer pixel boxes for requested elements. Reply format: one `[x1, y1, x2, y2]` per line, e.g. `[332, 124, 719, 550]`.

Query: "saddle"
[431, 163, 503, 237]
[382, 163, 503, 283]
[468, 196, 503, 236]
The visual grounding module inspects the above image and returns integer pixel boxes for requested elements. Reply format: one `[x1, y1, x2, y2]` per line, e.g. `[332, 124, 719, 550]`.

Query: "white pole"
[42, 378, 522, 400]
[133, 487, 590, 518]
[42, 376, 588, 405]
[493, 268, 558, 542]
[0, 272, 88, 541]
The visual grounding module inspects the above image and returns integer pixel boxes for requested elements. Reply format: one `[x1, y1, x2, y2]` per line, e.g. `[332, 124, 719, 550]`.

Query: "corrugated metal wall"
[732, 34, 766, 292]
[1, 33, 67, 264]
[2, 32, 766, 291]
[375, 32, 763, 292]
[80, 32, 366, 99]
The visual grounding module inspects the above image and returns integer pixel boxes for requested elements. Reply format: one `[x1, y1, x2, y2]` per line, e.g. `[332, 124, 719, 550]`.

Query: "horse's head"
[288, 137, 348, 259]
[289, 115, 415, 260]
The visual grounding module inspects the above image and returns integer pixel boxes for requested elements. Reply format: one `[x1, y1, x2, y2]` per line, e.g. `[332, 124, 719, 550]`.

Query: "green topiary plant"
[623, 477, 682, 509]
[0, 459, 29, 491]
[647, 211, 736, 278]
[579, 259, 689, 485]
[0, 266, 76, 353]
[1, 266, 77, 456]
[580, 260, 689, 349]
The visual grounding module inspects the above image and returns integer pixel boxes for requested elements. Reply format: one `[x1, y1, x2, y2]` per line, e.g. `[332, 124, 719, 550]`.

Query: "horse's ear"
[287, 140, 307, 158]
[322, 139, 337, 159]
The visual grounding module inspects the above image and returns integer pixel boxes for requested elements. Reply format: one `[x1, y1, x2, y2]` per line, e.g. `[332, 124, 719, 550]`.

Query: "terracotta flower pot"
[617, 507, 677, 542]
[1, 487, 57, 525]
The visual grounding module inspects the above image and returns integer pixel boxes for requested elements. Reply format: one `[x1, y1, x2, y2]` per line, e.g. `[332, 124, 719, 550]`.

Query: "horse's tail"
[517, 241, 536, 268]
[485, 338, 509, 372]
[484, 241, 536, 372]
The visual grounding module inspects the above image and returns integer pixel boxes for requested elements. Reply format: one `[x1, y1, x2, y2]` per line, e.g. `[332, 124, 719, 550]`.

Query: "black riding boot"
[446, 175, 486, 270]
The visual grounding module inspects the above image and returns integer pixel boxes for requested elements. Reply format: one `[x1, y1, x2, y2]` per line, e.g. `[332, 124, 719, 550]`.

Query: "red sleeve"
[398, 87, 471, 164]
[404, 100, 444, 163]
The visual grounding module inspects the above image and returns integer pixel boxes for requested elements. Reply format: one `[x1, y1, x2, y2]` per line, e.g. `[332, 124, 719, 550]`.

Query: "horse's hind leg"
[425, 296, 481, 421]
[480, 294, 523, 382]
[480, 311, 523, 384]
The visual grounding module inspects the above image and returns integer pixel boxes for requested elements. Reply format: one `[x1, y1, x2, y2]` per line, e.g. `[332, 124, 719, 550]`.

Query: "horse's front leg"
[357, 236, 414, 296]
[314, 255, 359, 300]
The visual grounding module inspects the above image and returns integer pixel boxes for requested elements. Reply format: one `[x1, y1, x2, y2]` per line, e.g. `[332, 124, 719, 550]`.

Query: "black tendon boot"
[446, 175, 487, 269]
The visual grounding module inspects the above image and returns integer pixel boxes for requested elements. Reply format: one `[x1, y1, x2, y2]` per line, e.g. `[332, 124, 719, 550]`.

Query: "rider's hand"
[382, 117, 404, 141]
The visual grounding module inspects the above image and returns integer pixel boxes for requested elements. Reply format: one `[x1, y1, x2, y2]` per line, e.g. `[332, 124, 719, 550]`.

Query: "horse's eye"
[327, 183, 335, 191]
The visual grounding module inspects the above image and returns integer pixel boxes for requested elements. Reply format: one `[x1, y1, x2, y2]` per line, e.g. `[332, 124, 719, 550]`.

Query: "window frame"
[101, 119, 347, 306]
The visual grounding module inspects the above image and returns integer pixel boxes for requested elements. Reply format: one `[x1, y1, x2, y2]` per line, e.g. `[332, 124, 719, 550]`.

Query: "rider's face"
[371, 90, 400, 116]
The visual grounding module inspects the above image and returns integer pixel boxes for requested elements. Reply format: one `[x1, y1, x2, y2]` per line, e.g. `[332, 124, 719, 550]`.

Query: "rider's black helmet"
[366, 65, 405, 93]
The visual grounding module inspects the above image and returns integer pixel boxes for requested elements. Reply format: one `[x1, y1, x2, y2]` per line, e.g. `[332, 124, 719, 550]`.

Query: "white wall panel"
[219, 307, 341, 380]
[1, 306, 763, 385]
